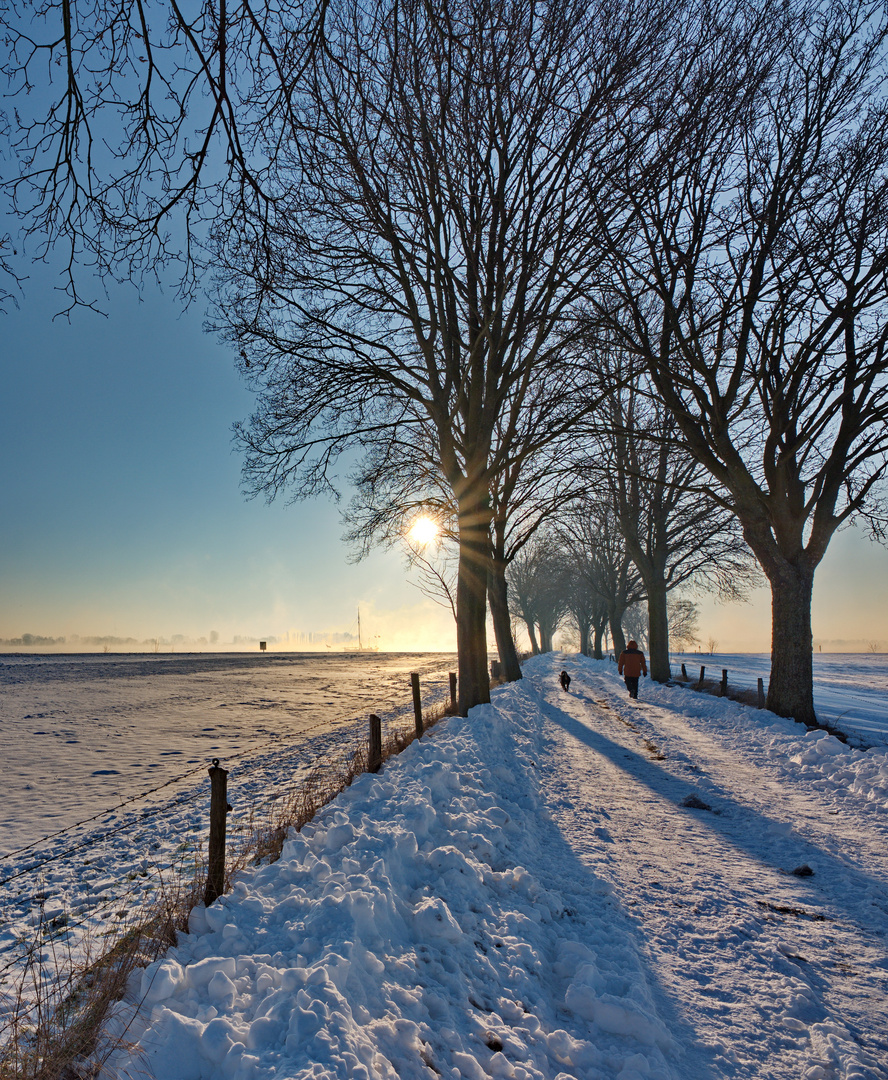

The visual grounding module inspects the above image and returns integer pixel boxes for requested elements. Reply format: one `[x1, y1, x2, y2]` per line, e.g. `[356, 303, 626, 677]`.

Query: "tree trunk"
[609, 611, 626, 658]
[524, 619, 540, 654]
[766, 562, 817, 724]
[488, 559, 523, 682]
[592, 622, 604, 659]
[456, 485, 492, 715]
[579, 621, 591, 656]
[646, 579, 671, 682]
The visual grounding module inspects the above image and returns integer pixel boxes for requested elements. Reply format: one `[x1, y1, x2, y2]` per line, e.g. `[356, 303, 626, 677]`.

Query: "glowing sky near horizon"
[2, 264, 887, 653]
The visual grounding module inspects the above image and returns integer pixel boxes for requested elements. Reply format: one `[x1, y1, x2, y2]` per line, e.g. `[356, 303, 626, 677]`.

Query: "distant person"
[618, 640, 647, 699]
[560, 670, 571, 692]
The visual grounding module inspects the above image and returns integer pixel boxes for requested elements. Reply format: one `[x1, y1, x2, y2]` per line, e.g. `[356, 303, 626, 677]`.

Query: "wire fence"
[0, 672, 454, 1022]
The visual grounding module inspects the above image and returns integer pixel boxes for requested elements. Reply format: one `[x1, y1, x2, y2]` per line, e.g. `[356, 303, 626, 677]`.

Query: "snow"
[0, 652, 458, 857]
[672, 652, 888, 749]
[3, 652, 888, 1078]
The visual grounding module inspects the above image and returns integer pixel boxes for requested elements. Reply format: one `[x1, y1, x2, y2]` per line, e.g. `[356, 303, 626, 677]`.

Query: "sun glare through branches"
[407, 517, 440, 546]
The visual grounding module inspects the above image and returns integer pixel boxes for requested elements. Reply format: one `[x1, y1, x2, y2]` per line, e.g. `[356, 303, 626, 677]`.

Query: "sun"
[407, 516, 440, 546]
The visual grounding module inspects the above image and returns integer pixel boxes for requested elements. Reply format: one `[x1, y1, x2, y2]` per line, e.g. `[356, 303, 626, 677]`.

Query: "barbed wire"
[0, 787, 210, 890]
[0, 676, 453, 995]
[0, 842, 204, 975]
[0, 708, 377, 864]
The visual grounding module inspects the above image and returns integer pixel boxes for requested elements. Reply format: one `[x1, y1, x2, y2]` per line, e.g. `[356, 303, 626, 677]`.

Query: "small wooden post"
[205, 758, 229, 907]
[757, 677, 765, 709]
[720, 669, 728, 696]
[411, 672, 423, 739]
[368, 714, 382, 773]
[698, 665, 706, 686]
[681, 663, 688, 680]
[491, 659, 502, 680]
[449, 672, 457, 713]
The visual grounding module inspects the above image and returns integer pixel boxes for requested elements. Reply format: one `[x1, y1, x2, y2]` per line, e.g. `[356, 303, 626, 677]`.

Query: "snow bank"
[627, 665, 888, 813]
[671, 652, 888, 748]
[108, 683, 678, 1080]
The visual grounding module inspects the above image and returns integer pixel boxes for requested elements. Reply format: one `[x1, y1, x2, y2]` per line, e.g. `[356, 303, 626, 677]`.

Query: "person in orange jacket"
[618, 639, 647, 699]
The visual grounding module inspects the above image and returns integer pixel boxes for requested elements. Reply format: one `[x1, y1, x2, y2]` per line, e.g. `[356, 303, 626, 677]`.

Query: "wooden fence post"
[449, 672, 457, 713]
[681, 663, 688, 680]
[698, 665, 706, 687]
[757, 677, 765, 709]
[411, 672, 423, 739]
[720, 669, 728, 696]
[205, 758, 229, 907]
[369, 714, 382, 773]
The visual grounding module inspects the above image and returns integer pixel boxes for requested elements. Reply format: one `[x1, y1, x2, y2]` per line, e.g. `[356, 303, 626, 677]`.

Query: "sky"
[1, 261, 887, 653]
[0, 262, 457, 652]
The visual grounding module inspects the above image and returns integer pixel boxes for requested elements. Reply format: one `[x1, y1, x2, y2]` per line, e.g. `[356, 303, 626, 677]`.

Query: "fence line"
[0, 706, 383, 865]
[0, 673, 454, 1014]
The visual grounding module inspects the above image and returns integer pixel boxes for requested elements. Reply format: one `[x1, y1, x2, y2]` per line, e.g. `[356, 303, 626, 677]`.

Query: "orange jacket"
[618, 647, 647, 678]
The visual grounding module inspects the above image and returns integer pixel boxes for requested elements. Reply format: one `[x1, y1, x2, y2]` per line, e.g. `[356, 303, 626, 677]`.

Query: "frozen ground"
[0, 652, 455, 1017]
[96, 654, 887, 1079]
[2, 652, 887, 1079]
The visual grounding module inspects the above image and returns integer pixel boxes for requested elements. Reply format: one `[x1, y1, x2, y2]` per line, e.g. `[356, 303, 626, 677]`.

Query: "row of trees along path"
[3, 0, 887, 723]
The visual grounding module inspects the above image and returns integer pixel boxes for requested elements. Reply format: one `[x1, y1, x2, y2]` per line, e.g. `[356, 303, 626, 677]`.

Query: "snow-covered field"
[0, 652, 458, 857]
[0, 652, 456, 1019]
[672, 652, 888, 748]
[3, 651, 888, 1078]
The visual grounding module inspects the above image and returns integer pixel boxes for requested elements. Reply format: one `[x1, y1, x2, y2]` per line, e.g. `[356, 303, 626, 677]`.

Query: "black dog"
[560, 670, 571, 692]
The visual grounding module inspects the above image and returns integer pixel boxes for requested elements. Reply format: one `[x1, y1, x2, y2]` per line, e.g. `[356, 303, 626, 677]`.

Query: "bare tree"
[487, 435, 583, 679]
[214, 0, 674, 713]
[506, 547, 543, 656]
[0, 0, 352, 312]
[551, 520, 611, 657]
[622, 603, 650, 652]
[342, 396, 579, 682]
[561, 571, 608, 658]
[556, 502, 646, 658]
[668, 598, 700, 653]
[625, 595, 700, 654]
[405, 542, 459, 625]
[507, 537, 568, 655]
[581, 348, 758, 682]
[596, 0, 888, 722]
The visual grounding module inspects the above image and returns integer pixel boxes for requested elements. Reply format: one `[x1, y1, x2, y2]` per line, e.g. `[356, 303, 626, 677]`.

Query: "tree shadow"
[532, 693, 888, 1070]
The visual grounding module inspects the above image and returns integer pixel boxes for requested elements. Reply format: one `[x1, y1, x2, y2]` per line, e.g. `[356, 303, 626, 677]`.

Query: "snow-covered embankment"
[107, 666, 675, 1080]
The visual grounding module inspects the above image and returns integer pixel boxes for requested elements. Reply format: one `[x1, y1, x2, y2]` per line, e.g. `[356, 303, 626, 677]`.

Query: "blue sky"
[0, 263, 456, 651]
[1, 262, 886, 653]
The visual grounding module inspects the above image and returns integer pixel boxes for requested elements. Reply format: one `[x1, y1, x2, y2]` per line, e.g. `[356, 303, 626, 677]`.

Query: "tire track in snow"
[533, 656, 888, 1080]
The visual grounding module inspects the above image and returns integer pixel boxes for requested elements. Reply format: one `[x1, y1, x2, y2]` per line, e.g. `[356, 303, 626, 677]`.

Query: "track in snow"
[534, 655, 888, 1080]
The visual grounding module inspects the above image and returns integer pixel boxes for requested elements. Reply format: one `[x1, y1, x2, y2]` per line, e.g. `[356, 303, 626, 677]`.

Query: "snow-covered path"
[542, 656, 888, 1078]
[95, 653, 888, 1080]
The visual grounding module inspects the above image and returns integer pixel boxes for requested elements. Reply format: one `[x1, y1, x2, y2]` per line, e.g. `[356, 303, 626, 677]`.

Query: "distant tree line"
[4, 0, 887, 724]
[0, 634, 67, 647]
